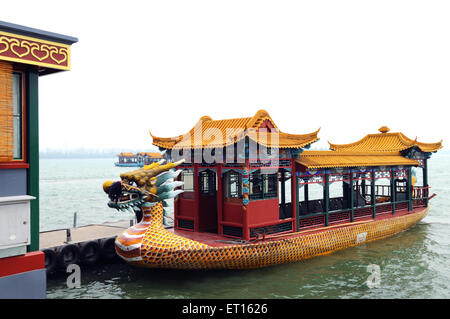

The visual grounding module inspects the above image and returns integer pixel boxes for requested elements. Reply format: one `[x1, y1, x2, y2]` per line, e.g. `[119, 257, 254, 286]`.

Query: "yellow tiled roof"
[247, 129, 321, 149]
[296, 150, 419, 169]
[329, 126, 442, 153]
[136, 152, 162, 158]
[117, 152, 135, 157]
[151, 110, 319, 150]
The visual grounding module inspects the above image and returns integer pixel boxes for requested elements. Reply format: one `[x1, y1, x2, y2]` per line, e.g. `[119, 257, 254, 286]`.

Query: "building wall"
[1, 21, 77, 299]
[0, 169, 27, 196]
[0, 251, 46, 299]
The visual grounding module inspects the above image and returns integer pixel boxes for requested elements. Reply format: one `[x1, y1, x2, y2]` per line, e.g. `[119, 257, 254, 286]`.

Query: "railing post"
[350, 169, 354, 222]
[65, 229, 72, 243]
[73, 212, 77, 228]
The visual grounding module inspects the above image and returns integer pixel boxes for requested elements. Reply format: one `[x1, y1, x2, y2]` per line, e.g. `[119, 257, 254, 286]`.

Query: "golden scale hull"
[114, 202, 428, 270]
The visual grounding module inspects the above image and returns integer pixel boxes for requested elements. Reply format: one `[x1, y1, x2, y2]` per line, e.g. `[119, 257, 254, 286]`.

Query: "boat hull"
[114, 162, 141, 167]
[115, 202, 428, 270]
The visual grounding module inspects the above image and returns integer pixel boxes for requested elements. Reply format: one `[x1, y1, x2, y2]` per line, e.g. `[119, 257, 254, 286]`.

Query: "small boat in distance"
[115, 152, 163, 167]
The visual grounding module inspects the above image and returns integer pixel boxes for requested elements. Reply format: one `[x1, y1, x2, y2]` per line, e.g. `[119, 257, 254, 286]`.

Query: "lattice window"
[225, 170, 242, 198]
[264, 173, 278, 198]
[298, 174, 324, 185]
[180, 169, 194, 192]
[249, 171, 263, 199]
[393, 169, 407, 179]
[249, 171, 278, 199]
[353, 171, 371, 181]
[199, 169, 216, 195]
[329, 173, 350, 183]
[375, 170, 391, 180]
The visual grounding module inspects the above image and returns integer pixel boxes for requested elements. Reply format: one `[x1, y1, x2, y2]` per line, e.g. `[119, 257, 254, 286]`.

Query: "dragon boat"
[103, 110, 442, 270]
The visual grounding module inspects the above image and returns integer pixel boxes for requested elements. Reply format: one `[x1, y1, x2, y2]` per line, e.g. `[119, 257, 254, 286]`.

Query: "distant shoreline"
[39, 148, 449, 160]
[40, 155, 117, 159]
[39, 149, 160, 159]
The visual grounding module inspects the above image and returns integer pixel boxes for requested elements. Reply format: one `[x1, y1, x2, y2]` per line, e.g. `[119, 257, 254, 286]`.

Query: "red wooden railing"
[328, 210, 351, 225]
[412, 186, 429, 199]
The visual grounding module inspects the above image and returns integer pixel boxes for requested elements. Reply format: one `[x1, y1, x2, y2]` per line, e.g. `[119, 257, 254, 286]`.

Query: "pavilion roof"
[136, 152, 162, 158]
[151, 109, 320, 150]
[117, 152, 135, 157]
[328, 126, 442, 153]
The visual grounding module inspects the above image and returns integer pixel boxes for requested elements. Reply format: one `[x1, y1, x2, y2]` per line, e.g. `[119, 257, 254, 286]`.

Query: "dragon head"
[103, 159, 185, 212]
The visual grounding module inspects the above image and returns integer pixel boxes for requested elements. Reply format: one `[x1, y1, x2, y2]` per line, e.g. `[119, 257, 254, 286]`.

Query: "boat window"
[264, 173, 278, 198]
[225, 171, 242, 199]
[328, 173, 349, 211]
[278, 170, 292, 203]
[181, 169, 194, 192]
[249, 171, 277, 199]
[249, 171, 263, 199]
[374, 170, 392, 202]
[200, 169, 216, 195]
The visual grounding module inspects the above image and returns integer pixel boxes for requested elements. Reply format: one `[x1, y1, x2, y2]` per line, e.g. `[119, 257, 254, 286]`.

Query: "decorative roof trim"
[296, 150, 419, 169]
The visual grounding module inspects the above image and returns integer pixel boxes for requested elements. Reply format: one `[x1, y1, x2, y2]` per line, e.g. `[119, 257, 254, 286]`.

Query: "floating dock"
[40, 220, 131, 250]
[39, 219, 173, 274]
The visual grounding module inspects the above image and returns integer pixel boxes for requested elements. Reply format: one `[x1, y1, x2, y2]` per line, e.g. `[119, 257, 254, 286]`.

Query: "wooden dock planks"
[39, 220, 131, 250]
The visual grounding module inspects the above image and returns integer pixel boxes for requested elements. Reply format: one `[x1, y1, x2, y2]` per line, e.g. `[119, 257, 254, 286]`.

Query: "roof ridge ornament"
[199, 115, 212, 122]
[378, 126, 390, 133]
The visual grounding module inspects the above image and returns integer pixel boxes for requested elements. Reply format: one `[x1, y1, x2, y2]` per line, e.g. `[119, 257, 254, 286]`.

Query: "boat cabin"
[151, 110, 442, 241]
[137, 152, 163, 165]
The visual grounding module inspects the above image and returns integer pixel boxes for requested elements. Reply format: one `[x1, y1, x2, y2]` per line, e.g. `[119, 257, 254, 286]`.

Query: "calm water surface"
[42, 155, 450, 299]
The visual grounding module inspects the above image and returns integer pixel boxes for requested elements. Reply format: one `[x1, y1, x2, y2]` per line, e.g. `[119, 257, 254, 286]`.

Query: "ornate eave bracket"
[0, 30, 74, 72]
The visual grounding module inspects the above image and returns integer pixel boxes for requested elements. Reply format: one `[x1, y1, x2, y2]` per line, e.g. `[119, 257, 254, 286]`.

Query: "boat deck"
[39, 206, 426, 250]
[169, 206, 425, 247]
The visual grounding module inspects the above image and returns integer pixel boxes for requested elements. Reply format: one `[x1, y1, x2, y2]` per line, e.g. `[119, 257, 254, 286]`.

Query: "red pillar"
[242, 160, 250, 241]
[243, 209, 250, 240]
[291, 158, 297, 231]
[217, 163, 223, 235]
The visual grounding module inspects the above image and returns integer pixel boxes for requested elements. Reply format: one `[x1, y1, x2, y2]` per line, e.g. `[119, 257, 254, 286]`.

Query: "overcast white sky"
[2, 0, 449, 151]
